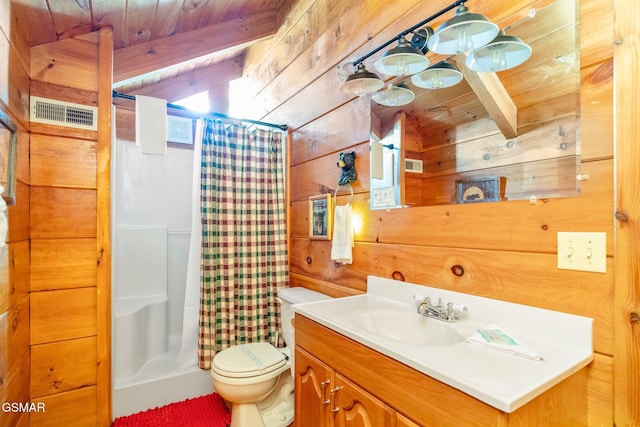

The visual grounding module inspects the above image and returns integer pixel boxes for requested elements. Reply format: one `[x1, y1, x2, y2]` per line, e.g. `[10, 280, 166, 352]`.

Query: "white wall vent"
[30, 96, 98, 131]
[404, 158, 423, 173]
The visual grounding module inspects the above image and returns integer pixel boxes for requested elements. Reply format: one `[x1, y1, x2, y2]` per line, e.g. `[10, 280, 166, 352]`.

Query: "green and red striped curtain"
[198, 118, 289, 369]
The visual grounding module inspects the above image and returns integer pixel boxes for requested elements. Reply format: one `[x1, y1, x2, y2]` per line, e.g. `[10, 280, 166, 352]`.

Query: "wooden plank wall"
[0, 1, 31, 426]
[25, 29, 112, 426]
[242, 0, 630, 425]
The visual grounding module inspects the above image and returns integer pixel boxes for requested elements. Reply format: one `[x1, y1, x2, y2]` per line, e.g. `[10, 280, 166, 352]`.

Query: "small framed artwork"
[166, 115, 194, 147]
[309, 194, 332, 240]
[455, 176, 506, 204]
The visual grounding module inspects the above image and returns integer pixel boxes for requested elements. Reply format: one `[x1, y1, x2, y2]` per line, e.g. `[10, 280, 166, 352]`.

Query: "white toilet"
[210, 287, 331, 427]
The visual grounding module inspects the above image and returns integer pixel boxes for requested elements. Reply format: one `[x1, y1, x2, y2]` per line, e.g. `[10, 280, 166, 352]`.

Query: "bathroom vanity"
[293, 276, 593, 427]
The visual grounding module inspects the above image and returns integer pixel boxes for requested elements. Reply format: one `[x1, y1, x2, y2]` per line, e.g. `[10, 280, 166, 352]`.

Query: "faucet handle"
[445, 302, 455, 320]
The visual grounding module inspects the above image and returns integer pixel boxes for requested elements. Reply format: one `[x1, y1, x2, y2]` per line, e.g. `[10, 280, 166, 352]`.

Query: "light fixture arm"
[350, 0, 467, 67]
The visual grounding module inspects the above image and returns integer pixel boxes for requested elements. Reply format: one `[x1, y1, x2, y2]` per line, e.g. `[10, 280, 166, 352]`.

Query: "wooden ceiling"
[13, 0, 294, 102]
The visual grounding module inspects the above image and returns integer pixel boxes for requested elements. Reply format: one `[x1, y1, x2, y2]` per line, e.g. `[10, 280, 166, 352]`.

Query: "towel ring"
[334, 183, 353, 206]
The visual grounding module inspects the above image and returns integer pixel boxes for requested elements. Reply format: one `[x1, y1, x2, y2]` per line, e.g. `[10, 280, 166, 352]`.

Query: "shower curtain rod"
[112, 91, 288, 131]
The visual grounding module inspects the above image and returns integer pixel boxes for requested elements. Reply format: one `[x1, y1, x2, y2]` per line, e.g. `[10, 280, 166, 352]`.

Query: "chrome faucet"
[416, 297, 460, 323]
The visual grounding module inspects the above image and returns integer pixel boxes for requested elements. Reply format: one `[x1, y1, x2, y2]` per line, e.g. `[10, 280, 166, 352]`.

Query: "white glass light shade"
[427, 5, 499, 54]
[340, 63, 385, 95]
[374, 38, 430, 76]
[411, 62, 463, 90]
[372, 84, 415, 106]
[465, 33, 532, 72]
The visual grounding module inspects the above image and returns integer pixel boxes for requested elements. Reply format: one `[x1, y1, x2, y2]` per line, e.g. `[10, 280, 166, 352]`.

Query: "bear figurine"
[337, 151, 357, 185]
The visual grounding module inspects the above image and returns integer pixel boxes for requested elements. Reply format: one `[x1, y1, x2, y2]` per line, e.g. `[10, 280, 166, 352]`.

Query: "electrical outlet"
[557, 232, 606, 273]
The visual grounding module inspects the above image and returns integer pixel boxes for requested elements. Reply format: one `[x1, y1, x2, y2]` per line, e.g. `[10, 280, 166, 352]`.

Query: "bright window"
[174, 91, 210, 112]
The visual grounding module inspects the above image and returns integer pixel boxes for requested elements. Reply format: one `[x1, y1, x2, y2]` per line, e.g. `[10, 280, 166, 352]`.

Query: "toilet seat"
[212, 343, 287, 379]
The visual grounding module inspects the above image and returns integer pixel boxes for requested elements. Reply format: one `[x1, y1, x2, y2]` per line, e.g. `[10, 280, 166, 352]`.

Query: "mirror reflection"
[0, 108, 17, 206]
[370, 0, 580, 209]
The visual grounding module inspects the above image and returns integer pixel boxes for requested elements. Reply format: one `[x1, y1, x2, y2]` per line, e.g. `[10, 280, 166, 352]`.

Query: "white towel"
[467, 324, 543, 361]
[136, 95, 167, 155]
[331, 203, 354, 264]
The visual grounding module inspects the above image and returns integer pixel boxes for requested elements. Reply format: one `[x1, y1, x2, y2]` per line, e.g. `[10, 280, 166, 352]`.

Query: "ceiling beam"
[118, 57, 244, 103]
[454, 56, 519, 139]
[113, 11, 278, 84]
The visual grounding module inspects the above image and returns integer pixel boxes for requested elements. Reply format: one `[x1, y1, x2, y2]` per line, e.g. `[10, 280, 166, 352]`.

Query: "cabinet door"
[295, 347, 333, 427]
[333, 373, 394, 427]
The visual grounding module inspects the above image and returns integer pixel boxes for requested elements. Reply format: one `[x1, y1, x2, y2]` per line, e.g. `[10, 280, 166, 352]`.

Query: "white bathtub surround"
[113, 333, 213, 419]
[292, 275, 593, 413]
[114, 296, 168, 379]
[112, 134, 205, 418]
[115, 226, 167, 300]
[176, 126, 203, 369]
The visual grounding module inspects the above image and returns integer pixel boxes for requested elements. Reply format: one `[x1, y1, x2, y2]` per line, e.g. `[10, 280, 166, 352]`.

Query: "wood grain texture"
[612, 0, 640, 424]
[30, 187, 97, 239]
[30, 238, 97, 291]
[7, 241, 29, 307]
[96, 27, 113, 426]
[30, 134, 97, 188]
[30, 386, 98, 427]
[7, 180, 30, 243]
[587, 353, 614, 426]
[30, 287, 97, 345]
[113, 12, 278, 83]
[30, 336, 97, 398]
[31, 37, 99, 91]
[0, 339, 29, 427]
[0, 295, 29, 389]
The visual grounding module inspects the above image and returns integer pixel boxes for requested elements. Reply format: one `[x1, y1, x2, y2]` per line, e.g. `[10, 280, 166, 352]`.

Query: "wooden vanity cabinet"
[295, 347, 394, 427]
[294, 315, 588, 427]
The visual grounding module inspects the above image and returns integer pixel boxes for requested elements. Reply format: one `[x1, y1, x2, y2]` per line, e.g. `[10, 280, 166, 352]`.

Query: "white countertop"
[292, 276, 593, 412]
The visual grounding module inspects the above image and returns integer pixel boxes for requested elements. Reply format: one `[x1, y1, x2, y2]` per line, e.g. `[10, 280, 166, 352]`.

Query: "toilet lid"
[212, 343, 287, 378]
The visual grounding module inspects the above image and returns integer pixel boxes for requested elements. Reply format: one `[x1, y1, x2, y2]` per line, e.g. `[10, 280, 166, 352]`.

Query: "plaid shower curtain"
[198, 118, 289, 369]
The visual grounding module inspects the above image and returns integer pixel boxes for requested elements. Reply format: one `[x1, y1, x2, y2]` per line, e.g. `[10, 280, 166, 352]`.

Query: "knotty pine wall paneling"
[0, 2, 31, 426]
[27, 30, 110, 426]
[243, 0, 631, 425]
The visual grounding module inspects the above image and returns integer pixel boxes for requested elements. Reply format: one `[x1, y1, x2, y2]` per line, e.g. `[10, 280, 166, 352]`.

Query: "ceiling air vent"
[30, 96, 98, 131]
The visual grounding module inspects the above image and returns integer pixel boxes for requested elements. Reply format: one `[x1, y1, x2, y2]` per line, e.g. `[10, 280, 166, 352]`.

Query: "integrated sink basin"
[349, 308, 464, 346]
[292, 276, 594, 413]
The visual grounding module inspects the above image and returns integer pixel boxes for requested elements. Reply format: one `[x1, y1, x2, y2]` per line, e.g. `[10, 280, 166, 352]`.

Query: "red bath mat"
[112, 393, 231, 427]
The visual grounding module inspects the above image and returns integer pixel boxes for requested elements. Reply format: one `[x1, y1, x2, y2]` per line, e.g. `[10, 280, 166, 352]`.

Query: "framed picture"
[455, 176, 506, 204]
[166, 115, 194, 146]
[309, 194, 332, 240]
[0, 108, 18, 206]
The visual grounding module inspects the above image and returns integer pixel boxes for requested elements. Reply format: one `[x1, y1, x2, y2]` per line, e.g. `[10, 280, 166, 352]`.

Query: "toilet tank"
[278, 287, 331, 349]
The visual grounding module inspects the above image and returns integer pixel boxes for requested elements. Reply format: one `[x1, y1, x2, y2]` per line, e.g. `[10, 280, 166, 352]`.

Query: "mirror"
[370, 0, 580, 209]
[0, 108, 18, 206]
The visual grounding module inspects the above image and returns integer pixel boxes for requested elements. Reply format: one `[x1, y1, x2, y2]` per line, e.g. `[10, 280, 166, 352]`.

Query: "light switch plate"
[557, 232, 606, 273]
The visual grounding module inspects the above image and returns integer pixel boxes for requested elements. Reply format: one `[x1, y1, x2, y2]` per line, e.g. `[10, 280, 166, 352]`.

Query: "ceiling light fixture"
[340, 63, 385, 95]
[465, 30, 532, 72]
[339, 0, 530, 103]
[340, 0, 466, 95]
[373, 83, 416, 106]
[426, 4, 499, 54]
[374, 37, 430, 77]
[411, 61, 463, 90]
